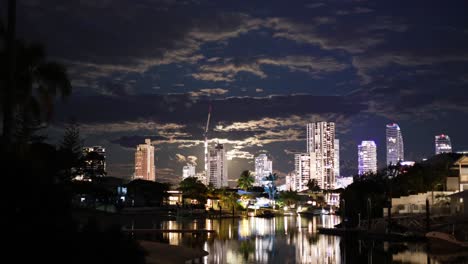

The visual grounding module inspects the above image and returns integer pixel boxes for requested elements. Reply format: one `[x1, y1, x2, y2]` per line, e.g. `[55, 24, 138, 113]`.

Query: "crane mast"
[204, 105, 212, 174]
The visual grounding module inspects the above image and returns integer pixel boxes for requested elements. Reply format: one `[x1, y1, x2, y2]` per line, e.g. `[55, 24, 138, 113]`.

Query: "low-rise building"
[383, 191, 453, 216]
[454, 156, 468, 191]
[449, 190, 468, 216]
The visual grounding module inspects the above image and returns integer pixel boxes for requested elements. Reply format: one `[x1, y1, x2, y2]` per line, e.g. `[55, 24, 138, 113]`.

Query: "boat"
[426, 231, 468, 253]
[256, 210, 276, 218]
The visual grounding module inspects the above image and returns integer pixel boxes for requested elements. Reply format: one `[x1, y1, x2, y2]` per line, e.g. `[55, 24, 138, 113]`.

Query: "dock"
[122, 228, 216, 235]
[318, 227, 425, 242]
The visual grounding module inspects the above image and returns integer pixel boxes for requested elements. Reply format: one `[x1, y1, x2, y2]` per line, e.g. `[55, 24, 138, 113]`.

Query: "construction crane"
[204, 104, 212, 174]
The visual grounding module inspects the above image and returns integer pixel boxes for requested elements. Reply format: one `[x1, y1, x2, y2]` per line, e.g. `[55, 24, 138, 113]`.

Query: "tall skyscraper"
[358, 140, 377, 175]
[294, 153, 316, 191]
[334, 139, 340, 178]
[386, 123, 404, 165]
[435, 134, 452, 155]
[307, 122, 336, 190]
[208, 143, 228, 188]
[134, 139, 156, 181]
[182, 164, 196, 179]
[254, 154, 273, 186]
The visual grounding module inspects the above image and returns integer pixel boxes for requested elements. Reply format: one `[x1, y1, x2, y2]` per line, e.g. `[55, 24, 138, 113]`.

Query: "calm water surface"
[139, 215, 466, 264]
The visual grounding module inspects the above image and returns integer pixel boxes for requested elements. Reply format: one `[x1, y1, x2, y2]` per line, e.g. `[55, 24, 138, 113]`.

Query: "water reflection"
[149, 216, 452, 264]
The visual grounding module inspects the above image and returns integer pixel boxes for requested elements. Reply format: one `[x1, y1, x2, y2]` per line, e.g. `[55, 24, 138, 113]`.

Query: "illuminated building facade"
[334, 139, 340, 178]
[254, 154, 273, 186]
[358, 140, 377, 175]
[306, 122, 336, 189]
[74, 146, 106, 181]
[134, 139, 156, 181]
[285, 172, 296, 191]
[386, 123, 404, 165]
[208, 143, 228, 188]
[435, 134, 452, 155]
[294, 153, 316, 191]
[182, 164, 196, 179]
[194, 172, 208, 185]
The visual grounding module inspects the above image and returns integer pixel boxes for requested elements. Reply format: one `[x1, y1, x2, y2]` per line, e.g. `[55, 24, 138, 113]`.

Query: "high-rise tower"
[254, 154, 272, 186]
[334, 139, 340, 178]
[134, 139, 156, 181]
[386, 123, 404, 165]
[435, 134, 452, 155]
[358, 140, 377, 175]
[306, 122, 335, 189]
[208, 143, 228, 188]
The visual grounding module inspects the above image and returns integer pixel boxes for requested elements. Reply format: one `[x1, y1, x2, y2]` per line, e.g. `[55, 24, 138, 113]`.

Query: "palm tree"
[237, 170, 254, 191]
[1, 5, 71, 143]
[263, 173, 278, 200]
[220, 189, 240, 216]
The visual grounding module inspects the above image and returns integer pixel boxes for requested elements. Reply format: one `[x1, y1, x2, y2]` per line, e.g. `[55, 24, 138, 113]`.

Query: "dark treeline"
[1, 2, 145, 261]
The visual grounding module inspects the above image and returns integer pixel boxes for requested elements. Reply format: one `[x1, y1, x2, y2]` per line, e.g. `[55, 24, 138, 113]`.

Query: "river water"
[145, 215, 465, 264]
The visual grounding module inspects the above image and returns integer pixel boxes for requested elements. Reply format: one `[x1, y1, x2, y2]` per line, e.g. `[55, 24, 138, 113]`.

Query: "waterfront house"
[449, 190, 468, 216]
[454, 156, 468, 191]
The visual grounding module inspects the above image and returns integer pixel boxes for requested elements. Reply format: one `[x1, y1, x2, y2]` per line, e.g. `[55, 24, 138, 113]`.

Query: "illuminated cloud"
[79, 121, 185, 134]
[193, 55, 347, 82]
[189, 88, 229, 97]
[226, 149, 254, 160]
[174, 154, 198, 166]
[175, 154, 187, 163]
[192, 61, 266, 82]
[187, 156, 198, 166]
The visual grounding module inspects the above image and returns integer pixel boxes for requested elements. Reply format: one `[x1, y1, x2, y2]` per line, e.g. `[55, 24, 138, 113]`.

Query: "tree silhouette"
[178, 177, 208, 205]
[1, 19, 71, 143]
[237, 170, 254, 191]
[58, 121, 84, 181]
[220, 189, 240, 215]
[307, 179, 321, 192]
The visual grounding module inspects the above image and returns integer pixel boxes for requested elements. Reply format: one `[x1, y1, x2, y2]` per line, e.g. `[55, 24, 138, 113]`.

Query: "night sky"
[8, 0, 468, 185]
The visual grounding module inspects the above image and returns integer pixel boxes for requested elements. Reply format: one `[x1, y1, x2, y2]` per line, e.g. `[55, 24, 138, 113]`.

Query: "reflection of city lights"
[203, 242, 208, 264]
[313, 217, 317, 232]
[284, 216, 288, 235]
[239, 218, 250, 238]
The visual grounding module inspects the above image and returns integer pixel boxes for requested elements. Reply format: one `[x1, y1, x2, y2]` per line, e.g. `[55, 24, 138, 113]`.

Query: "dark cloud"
[55, 94, 367, 125]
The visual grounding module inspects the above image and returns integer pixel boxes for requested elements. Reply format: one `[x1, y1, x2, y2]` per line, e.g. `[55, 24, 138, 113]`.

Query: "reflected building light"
[284, 216, 288, 235]
[239, 218, 250, 238]
[203, 242, 208, 264]
[313, 217, 317, 233]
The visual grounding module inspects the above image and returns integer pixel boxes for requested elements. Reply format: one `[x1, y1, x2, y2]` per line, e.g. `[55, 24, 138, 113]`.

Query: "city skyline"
[12, 1, 467, 184]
